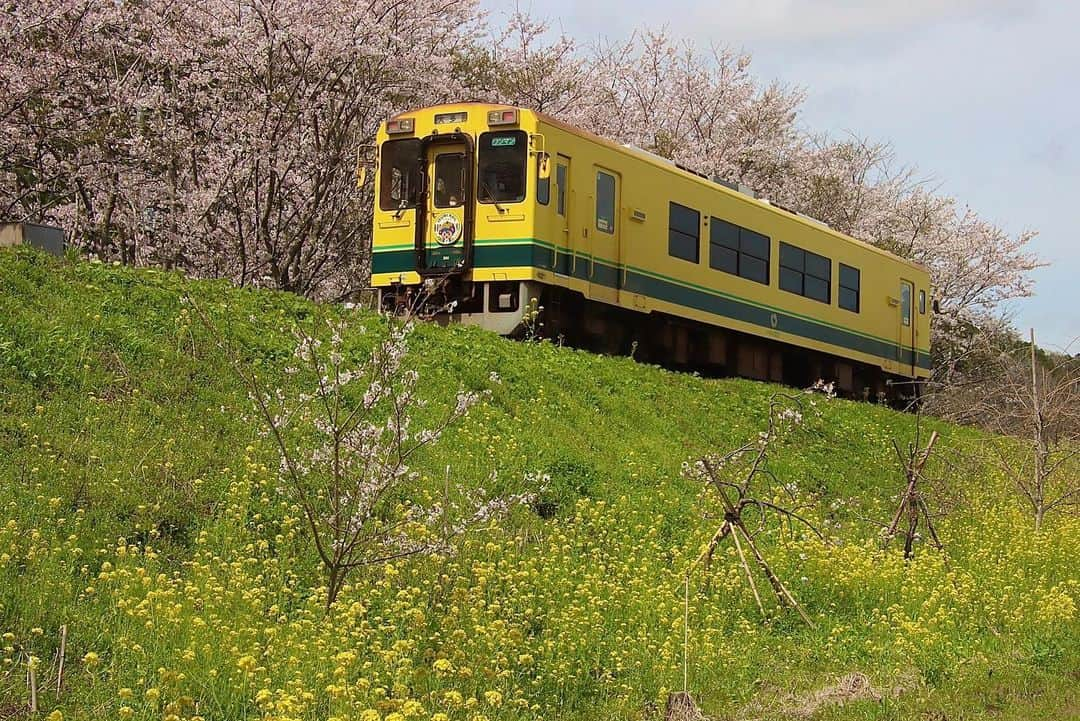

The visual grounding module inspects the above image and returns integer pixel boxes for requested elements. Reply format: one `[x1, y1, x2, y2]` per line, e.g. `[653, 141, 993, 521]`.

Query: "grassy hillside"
[0, 247, 1076, 721]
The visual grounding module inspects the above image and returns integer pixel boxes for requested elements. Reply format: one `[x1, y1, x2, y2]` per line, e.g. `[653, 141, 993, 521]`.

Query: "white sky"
[483, 0, 1079, 351]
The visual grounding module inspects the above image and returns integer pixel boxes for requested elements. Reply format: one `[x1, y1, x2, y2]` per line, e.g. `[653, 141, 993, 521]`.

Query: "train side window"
[596, 171, 615, 234]
[709, 218, 769, 284]
[779, 242, 831, 304]
[839, 263, 860, 313]
[919, 289, 926, 314]
[537, 162, 550, 206]
[779, 243, 804, 294]
[556, 163, 567, 214]
[739, 227, 769, 284]
[901, 283, 912, 326]
[668, 202, 700, 263]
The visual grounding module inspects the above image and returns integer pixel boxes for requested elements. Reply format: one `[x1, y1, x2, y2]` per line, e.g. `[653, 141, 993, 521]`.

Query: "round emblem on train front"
[434, 213, 462, 246]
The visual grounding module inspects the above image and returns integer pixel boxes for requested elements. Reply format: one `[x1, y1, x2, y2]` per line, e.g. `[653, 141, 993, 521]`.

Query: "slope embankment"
[0, 248, 1076, 720]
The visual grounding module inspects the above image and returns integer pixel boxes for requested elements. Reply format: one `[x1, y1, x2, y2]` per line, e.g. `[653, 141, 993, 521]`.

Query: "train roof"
[389, 102, 930, 275]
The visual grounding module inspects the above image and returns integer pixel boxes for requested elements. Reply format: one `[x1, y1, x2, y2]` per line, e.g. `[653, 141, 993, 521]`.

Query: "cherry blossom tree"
[1, 0, 480, 297]
[455, 10, 595, 118]
[790, 135, 1042, 347]
[2, 3, 1044, 352]
[585, 29, 806, 197]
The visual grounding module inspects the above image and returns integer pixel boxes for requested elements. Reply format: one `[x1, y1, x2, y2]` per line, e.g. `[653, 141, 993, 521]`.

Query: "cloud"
[500, 0, 1035, 51]
[678, 0, 1031, 45]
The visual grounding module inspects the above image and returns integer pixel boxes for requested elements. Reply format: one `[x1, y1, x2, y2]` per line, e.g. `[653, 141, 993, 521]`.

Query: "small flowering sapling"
[670, 388, 830, 718]
[880, 422, 944, 559]
[191, 299, 531, 610]
[683, 386, 833, 627]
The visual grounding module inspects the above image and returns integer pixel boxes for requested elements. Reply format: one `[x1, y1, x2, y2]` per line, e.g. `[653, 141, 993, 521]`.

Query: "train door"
[589, 166, 621, 304]
[423, 142, 470, 271]
[556, 155, 571, 275]
[898, 279, 916, 375]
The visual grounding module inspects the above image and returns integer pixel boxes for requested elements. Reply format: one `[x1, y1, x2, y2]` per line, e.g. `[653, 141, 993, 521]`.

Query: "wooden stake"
[682, 573, 689, 694]
[56, 624, 67, 697]
[885, 430, 939, 542]
[731, 524, 765, 618]
[739, 523, 815, 627]
[28, 655, 38, 714]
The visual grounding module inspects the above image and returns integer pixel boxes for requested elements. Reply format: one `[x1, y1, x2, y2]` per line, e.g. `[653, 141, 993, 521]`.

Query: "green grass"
[0, 247, 1076, 720]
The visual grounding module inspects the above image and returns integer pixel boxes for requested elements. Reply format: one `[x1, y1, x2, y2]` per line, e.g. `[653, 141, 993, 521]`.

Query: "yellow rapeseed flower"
[236, 654, 258, 674]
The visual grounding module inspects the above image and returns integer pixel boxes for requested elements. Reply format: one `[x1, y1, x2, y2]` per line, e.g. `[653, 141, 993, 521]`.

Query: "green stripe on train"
[372, 243, 931, 370]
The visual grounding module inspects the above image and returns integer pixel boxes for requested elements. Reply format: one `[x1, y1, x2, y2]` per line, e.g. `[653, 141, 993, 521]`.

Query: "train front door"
[424, 143, 469, 271]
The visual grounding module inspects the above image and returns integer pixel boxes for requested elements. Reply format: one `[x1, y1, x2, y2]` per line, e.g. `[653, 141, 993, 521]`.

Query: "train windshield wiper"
[478, 177, 506, 213]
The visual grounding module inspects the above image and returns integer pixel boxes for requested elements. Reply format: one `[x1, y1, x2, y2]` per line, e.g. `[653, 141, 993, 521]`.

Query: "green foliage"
[0, 247, 1076, 720]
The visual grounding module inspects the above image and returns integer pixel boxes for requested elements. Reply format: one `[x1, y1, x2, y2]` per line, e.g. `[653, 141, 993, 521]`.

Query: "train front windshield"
[477, 130, 527, 204]
[378, 138, 422, 211]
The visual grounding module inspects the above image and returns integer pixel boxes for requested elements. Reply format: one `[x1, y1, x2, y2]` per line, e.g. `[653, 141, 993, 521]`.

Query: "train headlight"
[435, 111, 468, 124]
[487, 109, 518, 126]
[386, 118, 415, 134]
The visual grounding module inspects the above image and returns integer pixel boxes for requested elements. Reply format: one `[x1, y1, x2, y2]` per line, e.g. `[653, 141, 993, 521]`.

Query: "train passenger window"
[556, 163, 567, 215]
[709, 218, 769, 284]
[378, 138, 422, 211]
[433, 153, 465, 208]
[537, 174, 550, 205]
[919, 289, 926, 314]
[668, 202, 699, 263]
[901, 283, 912, 326]
[537, 154, 550, 205]
[779, 242, 831, 304]
[839, 264, 860, 313]
[596, 171, 616, 234]
[478, 131, 527, 203]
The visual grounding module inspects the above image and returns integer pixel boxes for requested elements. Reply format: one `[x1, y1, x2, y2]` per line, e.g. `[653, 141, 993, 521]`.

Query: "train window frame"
[555, 163, 567, 216]
[668, 202, 700, 263]
[537, 157, 550, 206]
[595, 171, 616, 234]
[901, 282, 912, 327]
[779, 241, 831, 304]
[432, 152, 465, 208]
[839, 263, 860, 313]
[378, 138, 422, 211]
[709, 217, 769, 285]
[477, 130, 528, 204]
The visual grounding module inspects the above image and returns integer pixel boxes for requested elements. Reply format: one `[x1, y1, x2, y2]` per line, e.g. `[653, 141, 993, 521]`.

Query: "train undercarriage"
[380, 277, 919, 405]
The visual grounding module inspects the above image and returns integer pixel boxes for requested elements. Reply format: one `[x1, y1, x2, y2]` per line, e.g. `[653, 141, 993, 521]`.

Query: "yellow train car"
[370, 102, 932, 398]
